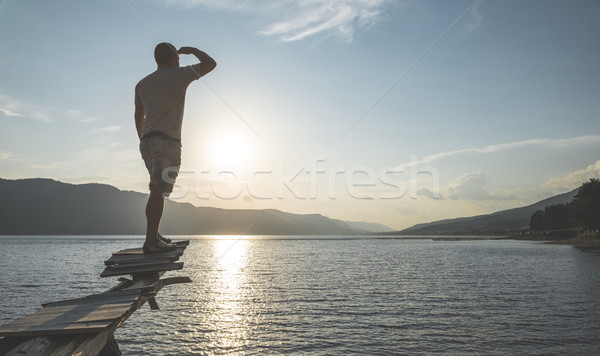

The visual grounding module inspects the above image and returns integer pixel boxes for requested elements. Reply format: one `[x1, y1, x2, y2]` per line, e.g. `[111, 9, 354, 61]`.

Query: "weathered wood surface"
[0, 290, 141, 338]
[0, 239, 191, 356]
[3, 337, 60, 356]
[100, 262, 184, 278]
[41, 290, 141, 308]
[3, 332, 119, 356]
[104, 255, 178, 266]
[100, 241, 189, 278]
[111, 240, 189, 256]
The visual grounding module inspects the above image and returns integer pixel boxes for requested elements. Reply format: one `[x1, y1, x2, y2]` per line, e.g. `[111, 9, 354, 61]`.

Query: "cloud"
[0, 105, 23, 118]
[162, 0, 392, 42]
[79, 117, 96, 123]
[260, 0, 388, 42]
[0, 151, 62, 172]
[27, 162, 60, 170]
[67, 109, 97, 123]
[444, 171, 516, 201]
[0, 151, 12, 160]
[91, 125, 122, 133]
[541, 160, 600, 194]
[445, 171, 490, 200]
[395, 135, 600, 171]
[416, 188, 443, 200]
[0, 93, 53, 122]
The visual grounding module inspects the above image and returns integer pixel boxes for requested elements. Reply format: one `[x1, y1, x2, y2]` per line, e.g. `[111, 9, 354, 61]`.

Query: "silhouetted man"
[135, 43, 216, 252]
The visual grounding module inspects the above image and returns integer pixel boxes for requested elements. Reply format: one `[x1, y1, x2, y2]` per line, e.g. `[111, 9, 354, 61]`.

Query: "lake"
[1, 236, 599, 355]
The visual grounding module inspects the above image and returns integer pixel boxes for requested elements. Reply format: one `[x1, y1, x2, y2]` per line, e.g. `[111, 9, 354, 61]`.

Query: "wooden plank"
[46, 335, 87, 356]
[104, 253, 179, 266]
[105, 259, 176, 270]
[4, 336, 62, 356]
[127, 276, 192, 292]
[112, 245, 185, 257]
[160, 277, 192, 286]
[147, 297, 160, 310]
[112, 240, 189, 256]
[43, 290, 140, 307]
[100, 262, 184, 278]
[2, 330, 120, 356]
[0, 291, 143, 338]
[3, 304, 135, 327]
[0, 303, 133, 330]
[0, 320, 114, 338]
[97, 334, 121, 356]
[0, 336, 29, 355]
[161, 276, 193, 286]
[50, 328, 116, 356]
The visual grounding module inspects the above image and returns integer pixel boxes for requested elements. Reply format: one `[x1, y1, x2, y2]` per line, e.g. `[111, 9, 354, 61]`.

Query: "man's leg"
[145, 189, 164, 245]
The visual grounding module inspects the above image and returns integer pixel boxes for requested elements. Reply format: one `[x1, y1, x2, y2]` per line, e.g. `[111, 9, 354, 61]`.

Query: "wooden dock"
[0, 240, 191, 356]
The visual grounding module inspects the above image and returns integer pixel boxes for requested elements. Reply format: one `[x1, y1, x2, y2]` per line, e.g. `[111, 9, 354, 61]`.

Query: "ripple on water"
[1, 237, 600, 355]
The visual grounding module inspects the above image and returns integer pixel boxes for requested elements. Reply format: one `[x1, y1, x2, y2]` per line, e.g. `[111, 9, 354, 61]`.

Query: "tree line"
[530, 178, 600, 232]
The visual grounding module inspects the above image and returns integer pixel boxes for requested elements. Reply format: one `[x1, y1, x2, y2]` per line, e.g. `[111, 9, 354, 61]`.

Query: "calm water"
[1, 236, 599, 355]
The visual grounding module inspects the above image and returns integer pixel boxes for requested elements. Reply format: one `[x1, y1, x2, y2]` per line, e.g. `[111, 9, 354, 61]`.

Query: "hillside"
[0, 178, 391, 235]
[390, 189, 579, 236]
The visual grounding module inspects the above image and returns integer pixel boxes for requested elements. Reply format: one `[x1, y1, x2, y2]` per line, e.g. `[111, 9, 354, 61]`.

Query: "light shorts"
[140, 134, 182, 197]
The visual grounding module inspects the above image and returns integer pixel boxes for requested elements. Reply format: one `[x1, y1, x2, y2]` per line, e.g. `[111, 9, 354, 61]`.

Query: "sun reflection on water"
[209, 238, 251, 351]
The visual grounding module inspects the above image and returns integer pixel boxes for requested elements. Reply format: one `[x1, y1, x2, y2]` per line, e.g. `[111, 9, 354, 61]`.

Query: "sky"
[0, 0, 599, 231]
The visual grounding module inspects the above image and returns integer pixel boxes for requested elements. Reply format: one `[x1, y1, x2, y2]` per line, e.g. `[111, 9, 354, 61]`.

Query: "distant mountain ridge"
[0, 178, 392, 235]
[389, 189, 579, 236]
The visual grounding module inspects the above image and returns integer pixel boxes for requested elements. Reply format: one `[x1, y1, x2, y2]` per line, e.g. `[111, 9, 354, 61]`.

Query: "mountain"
[0, 178, 391, 235]
[343, 221, 394, 233]
[389, 189, 579, 236]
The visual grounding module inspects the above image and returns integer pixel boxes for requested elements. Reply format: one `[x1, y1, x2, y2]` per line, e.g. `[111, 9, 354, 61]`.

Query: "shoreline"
[376, 233, 600, 255]
[545, 234, 600, 254]
[505, 232, 600, 254]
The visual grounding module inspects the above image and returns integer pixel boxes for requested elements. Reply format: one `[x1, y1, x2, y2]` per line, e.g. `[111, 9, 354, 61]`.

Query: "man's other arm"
[178, 47, 217, 78]
[134, 87, 145, 139]
[134, 101, 145, 140]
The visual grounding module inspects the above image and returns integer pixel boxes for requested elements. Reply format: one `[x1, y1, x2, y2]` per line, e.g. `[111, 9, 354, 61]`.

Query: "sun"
[208, 132, 252, 168]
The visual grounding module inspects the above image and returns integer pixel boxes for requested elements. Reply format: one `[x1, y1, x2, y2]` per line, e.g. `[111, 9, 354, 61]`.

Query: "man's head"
[154, 42, 179, 69]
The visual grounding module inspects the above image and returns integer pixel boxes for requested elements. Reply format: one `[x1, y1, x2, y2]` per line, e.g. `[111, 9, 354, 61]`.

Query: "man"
[135, 42, 216, 253]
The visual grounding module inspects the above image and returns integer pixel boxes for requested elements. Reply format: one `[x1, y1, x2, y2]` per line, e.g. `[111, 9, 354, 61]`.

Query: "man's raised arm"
[178, 47, 216, 78]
